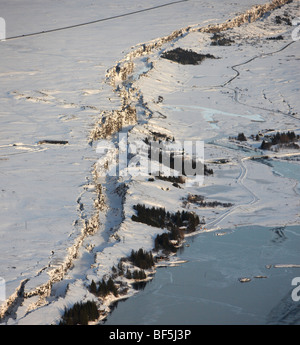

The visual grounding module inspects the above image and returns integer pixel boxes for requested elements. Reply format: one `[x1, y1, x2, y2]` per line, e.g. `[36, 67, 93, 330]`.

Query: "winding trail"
[220, 40, 300, 122]
[204, 156, 260, 231]
[221, 41, 295, 88]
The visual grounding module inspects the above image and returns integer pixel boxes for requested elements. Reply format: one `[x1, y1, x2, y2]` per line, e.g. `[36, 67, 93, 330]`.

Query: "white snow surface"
[0, 0, 300, 324]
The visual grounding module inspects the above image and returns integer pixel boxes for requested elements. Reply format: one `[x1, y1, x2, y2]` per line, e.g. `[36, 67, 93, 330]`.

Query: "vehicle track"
[221, 41, 300, 122]
[204, 156, 259, 230]
[3, 0, 189, 41]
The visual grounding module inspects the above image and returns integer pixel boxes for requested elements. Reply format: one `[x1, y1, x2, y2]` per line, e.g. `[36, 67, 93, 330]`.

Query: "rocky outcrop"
[201, 0, 294, 33]
[0, 279, 29, 322]
[90, 0, 293, 143]
[0, 164, 106, 320]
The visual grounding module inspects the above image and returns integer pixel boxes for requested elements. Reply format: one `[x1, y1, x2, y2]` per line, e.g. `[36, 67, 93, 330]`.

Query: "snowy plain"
[0, 0, 300, 324]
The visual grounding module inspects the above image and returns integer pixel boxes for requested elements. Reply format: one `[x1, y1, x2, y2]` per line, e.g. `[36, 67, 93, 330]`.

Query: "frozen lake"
[104, 159, 300, 325]
[104, 223, 300, 325]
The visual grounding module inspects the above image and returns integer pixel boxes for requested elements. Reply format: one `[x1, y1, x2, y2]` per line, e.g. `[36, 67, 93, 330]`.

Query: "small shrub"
[237, 133, 247, 141]
[210, 33, 234, 46]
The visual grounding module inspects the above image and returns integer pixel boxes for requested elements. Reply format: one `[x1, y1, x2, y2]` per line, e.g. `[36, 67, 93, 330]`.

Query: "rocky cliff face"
[201, 0, 293, 33]
[90, 0, 292, 143]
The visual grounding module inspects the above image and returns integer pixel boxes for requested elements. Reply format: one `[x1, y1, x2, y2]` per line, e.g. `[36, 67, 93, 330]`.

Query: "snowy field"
[0, 0, 300, 324]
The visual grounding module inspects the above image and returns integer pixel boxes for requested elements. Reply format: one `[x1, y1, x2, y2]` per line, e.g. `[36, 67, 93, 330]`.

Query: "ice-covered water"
[104, 157, 300, 325]
[104, 224, 300, 325]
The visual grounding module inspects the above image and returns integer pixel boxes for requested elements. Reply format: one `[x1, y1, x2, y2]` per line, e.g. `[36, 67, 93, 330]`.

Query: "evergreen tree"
[126, 268, 132, 279]
[107, 277, 118, 297]
[117, 261, 124, 275]
[97, 278, 108, 297]
[90, 280, 97, 294]
[79, 309, 89, 325]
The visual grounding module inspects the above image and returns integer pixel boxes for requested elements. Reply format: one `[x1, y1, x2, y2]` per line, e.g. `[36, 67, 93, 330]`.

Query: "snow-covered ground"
[0, 0, 299, 324]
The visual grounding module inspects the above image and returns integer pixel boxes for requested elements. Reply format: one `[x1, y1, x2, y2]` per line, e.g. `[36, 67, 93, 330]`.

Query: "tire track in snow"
[4, 0, 189, 41]
[221, 41, 295, 88]
[220, 40, 300, 122]
[204, 157, 259, 231]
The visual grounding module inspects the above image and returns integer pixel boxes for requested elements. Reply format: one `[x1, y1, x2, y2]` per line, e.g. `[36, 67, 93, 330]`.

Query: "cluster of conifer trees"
[129, 248, 155, 269]
[132, 204, 200, 253]
[197, 199, 233, 208]
[154, 232, 177, 252]
[60, 201, 202, 324]
[87, 248, 155, 301]
[161, 47, 216, 65]
[90, 277, 119, 298]
[131, 203, 200, 232]
[260, 131, 299, 150]
[156, 173, 186, 184]
[143, 137, 213, 177]
[59, 301, 99, 325]
[126, 268, 146, 280]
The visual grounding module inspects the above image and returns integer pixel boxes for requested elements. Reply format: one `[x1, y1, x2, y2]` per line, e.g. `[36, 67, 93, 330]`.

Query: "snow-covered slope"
[0, 0, 299, 324]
